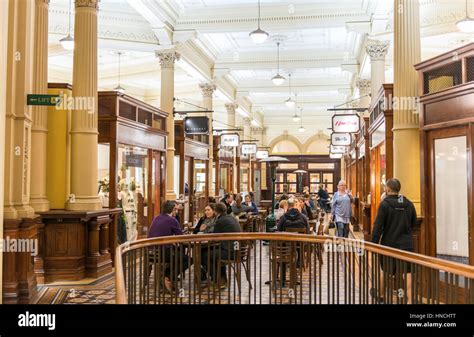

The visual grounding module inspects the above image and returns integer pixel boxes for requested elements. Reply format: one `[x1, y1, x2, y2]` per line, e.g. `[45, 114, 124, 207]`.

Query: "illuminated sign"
[220, 133, 239, 147]
[184, 117, 209, 135]
[332, 114, 360, 133]
[241, 143, 257, 155]
[330, 145, 347, 154]
[331, 133, 351, 146]
[256, 150, 269, 159]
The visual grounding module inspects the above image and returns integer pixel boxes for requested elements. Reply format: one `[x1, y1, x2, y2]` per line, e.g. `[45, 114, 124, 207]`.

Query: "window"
[308, 163, 334, 170]
[194, 160, 206, 194]
[275, 173, 284, 193]
[287, 173, 297, 193]
[310, 173, 320, 193]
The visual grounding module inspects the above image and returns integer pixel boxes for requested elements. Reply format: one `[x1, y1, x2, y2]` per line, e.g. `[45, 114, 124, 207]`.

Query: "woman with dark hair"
[193, 204, 217, 234]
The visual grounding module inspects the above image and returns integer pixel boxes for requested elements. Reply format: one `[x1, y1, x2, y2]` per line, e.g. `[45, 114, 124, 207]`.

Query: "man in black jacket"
[201, 203, 241, 288]
[220, 193, 233, 214]
[371, 178, 416, 303]
[277, 198, 310, 233]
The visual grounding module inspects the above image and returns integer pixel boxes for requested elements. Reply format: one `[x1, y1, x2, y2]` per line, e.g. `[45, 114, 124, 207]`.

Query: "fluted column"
[243, 118, 252, 192]
[356, 78, 371, 117]
[30, 0, 50, 212]
[65, 0, 101, 211]
[261, 127, 267, 190]
[393, 0, 421, 212]
[225, 102, 238, 193]
[200, 83, 216, 196]
[156, 49, 179, 200]
[366, 40, 389, 102]
[4, 0, 36, 219]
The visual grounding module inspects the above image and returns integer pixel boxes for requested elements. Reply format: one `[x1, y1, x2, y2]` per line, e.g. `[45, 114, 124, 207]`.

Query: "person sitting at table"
[193, 203, 217, 234]
[296, 197, 309, 219]
[303, 194, 315, 219]
[231, 194, 254, 218]
[275, 199, 288, 221]
[244, 194, 258, 215]
[220, 193, 233, 214]
[201, 203, 241, 288]
[277, 198, 310, 234]
[148, 200, 192, 292]
[275, 194, 288, 210]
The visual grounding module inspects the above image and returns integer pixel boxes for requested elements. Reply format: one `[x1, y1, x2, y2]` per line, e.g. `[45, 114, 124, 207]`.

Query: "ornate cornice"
[365, 39, 390, 61]
[199, 83, 216, 97]
[75, 0, 99, 9]
[155, 50, 180, 69]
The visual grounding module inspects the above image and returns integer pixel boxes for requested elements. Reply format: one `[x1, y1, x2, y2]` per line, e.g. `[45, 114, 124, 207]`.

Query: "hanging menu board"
[241, 143, 257, 155]
[184, 116, 209, 135]
[332, 114, 360, 133]
[256, 150, 269, 159]
[220, 133, 239, 147]
[331, 133, 351, 146]
[330, 145, 347, 154]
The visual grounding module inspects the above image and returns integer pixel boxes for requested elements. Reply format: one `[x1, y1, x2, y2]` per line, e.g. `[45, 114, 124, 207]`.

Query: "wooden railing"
[115, 233, 474, 304]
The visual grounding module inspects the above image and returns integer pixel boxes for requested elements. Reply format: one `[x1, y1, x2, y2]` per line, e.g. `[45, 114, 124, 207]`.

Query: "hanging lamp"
[271, 42, 285, 86]
[285, 73, 295, 107]
[249, 0, 269, 44]
[456, 0, 474, 33]
[114, 52, 125, 94]
[298, 107, 305, 132]
[60, 0, 74, 50]
[291, 93, 300, 122]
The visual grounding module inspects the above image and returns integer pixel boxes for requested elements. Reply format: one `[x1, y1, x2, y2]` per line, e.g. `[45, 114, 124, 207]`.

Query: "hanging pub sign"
[220, 133, 240, 147]
[330, 153, 343, 159]
[241, 143, 257, 155]
[330, 145, 347, 154]
[256, 150, 269, 159]
[332, 114, 360, 133]
[184, 116, 209, 135]
[331, 132, 351, 146]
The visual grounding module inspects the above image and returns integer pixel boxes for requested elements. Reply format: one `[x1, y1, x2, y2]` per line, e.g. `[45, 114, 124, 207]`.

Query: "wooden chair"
[217, 241, 253, 294]
[270, 241, 298, 291]
[285, 227, 311, 271]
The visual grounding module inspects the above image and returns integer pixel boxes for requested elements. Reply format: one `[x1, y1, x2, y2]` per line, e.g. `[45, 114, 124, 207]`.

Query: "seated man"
[201, 203, 241, 288]
[231, 194, 254, 218]
[277, 198, 310, 234]
[244, 194, 259, 215]
[220, 193, 234, 214]
[148, 200, 192, 292]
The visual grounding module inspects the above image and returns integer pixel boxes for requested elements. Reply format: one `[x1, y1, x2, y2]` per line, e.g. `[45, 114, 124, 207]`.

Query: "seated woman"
[231, 194, 253, 218]
[244, 194, 258, 215]
[275, 199, 288, 221]
[193, 204, 217, 234]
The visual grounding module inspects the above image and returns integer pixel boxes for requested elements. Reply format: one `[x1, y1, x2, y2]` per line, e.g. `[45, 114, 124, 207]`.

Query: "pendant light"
[60, 0, 74, 50]
[291, 93, 300, 122]
[298, 107, 305, 132]
[272, 42, 285, 86]
[285, 73, 295, 107]
[114, 52, 125, 94]
[456, 0, 474, 33]
[249, 0, 269, 44]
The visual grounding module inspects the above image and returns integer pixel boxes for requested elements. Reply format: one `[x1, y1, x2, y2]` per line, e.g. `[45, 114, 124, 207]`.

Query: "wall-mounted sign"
[27, 94, 60, 106]
[241, 143, 257, 155]
[256, 150, 269, 159]
[220, 133, 239, 147]
[330, 145, 347, 154]
[332, 114, 360, 133]
[331, 132, 351, 146]
[184, 116, 209, 135]
[125, 154, 145, 168]
[330, 153, 343, 159]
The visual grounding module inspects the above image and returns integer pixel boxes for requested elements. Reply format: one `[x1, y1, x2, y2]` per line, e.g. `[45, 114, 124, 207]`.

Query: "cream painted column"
[156, 49, 179, 200]
[0, 0, 10, 303]
[365, 40, 389, 102]
[243, 118, 252, 191]
[260, 127, 267, 190]
[65, 0, 101, 211]
[225, 102, 238, 193]
[356, 78, 371, 116]
[30, 0, 50, 212]
[393, 0, 421, 212]
[4, 0, 36, 219]
[200, 83, 216, 196]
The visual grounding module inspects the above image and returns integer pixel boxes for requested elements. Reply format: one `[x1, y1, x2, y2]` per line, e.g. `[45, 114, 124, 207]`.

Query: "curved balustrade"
[115, 233, 474, 305]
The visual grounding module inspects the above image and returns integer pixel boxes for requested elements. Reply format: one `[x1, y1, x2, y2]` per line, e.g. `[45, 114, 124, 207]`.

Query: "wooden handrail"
[115, 233, 474, 304]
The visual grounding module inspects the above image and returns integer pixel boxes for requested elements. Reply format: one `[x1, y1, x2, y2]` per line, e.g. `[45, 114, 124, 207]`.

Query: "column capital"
[356, 78, 371, 95]
[75, 0, 99, 9]
[225, 102, 238, 113]
[155, 50, 180, 69]
[199, 83, 216, 98]
[366, 39, 390, 61]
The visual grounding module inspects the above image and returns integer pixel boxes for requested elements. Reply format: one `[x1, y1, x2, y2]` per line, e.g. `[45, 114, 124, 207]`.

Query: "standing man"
[330, 180, 353, 238]
[371, 178, 416, 304]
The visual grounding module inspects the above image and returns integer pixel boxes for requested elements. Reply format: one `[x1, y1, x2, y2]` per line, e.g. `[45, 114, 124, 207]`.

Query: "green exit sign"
[27, 94, 60, 106]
